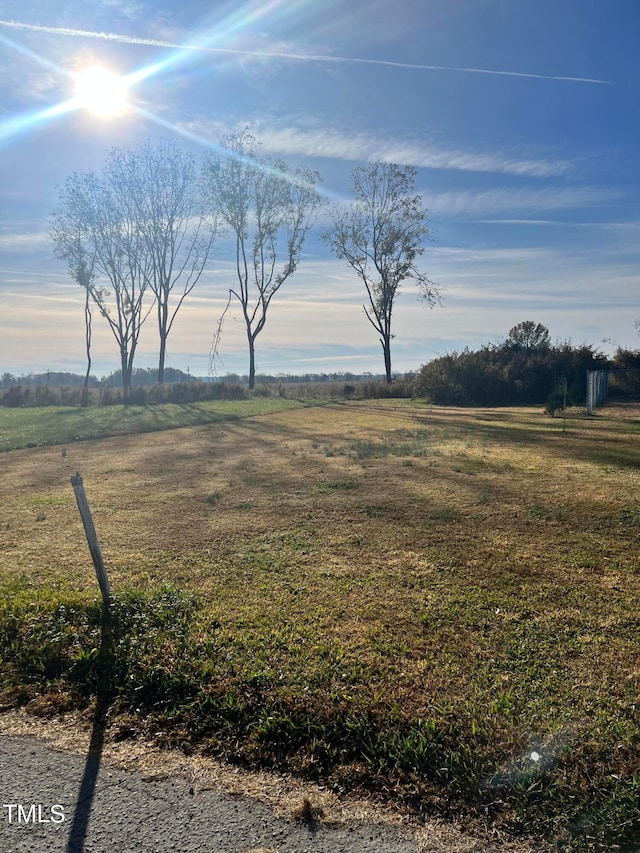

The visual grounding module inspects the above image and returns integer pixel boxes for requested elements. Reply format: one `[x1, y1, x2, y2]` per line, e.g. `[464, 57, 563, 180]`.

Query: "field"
[0, 397, 308, 452]
[1, 398, 639, 850]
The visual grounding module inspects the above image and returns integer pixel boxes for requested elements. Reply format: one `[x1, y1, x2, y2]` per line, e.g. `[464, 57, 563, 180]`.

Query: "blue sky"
[1, 0, 639, 379]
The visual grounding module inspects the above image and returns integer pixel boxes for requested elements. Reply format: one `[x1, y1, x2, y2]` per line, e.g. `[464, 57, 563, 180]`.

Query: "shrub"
[416, 329, 608, 407]
[99, 387, 122, 406]
[545, 386, 568, 417]
[362, 378, 415, 399]
[251, 382, 273, 397]
[34, 385, 60, 407]
[0, 385, 30, 407]
[59, 386, 84, 407]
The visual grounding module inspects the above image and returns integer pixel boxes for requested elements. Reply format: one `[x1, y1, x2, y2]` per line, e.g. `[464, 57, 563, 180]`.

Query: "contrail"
[0, 19, 612, 85]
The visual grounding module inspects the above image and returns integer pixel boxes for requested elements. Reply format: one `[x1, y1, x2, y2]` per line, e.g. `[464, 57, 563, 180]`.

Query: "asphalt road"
[0, 734, 422, 853]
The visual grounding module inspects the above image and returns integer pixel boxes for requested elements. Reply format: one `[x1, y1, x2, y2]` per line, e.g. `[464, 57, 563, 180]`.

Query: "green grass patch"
[2, 580, 639, 850]
[525, 504, 567, 522]
[0, 398, 308, 452]
[315, 479, 359, 493]
[347, 428, 446, 460]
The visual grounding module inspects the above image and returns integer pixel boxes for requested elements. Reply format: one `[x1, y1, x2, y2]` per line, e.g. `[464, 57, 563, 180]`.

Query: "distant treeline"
[1, 371, 98, 390]
[0, 367, 191, 389]
[3, 323, 640, 410]
[0, 367, 401, 390]
[0, 373, 415, 408]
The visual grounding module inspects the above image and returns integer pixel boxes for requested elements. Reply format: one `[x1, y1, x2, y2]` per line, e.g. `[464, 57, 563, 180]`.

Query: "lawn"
[0, 397, 307, 452]
[1, 399, 639, 850]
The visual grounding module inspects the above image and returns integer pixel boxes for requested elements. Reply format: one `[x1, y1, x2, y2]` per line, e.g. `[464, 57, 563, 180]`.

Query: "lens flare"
[73, 66, 129, 117]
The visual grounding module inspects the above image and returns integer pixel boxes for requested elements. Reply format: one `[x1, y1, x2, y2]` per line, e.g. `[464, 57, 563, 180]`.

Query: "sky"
[1, 0, 639, 380]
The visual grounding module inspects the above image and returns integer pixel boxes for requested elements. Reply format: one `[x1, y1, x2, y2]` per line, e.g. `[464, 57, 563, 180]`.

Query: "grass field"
[1, 399, 639, 850]
[0, 397, 307, 452]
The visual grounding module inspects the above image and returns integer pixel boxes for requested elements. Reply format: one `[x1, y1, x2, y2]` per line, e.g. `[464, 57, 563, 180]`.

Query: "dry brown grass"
[3, 400, 638, 608]
[1, 399, 640, 849]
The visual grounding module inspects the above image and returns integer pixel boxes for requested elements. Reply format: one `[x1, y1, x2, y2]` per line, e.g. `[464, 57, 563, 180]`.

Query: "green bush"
[416, 326, 608, 407]
[0, 385, 31, 407]
[545, 386, 568, 417]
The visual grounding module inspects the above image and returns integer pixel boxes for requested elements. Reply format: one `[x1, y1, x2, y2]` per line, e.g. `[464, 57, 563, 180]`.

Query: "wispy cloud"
[427, 187, 622, 216]
[427, 244, 640, 298]
[181, 119, 570, 178]
[0, 19, 612, 84]
[0, 230, 50, 250]
[473, 219, 594, 226]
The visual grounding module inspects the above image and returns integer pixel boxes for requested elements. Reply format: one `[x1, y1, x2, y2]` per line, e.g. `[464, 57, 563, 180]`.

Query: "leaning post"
[70, 472, 111, 609]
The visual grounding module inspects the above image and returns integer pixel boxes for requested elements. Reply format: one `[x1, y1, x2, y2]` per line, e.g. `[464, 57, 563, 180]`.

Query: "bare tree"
[203, 131, 322, 389]
[67, 235, 95, 406]
[111, 140, 217, 383]
[52, 164, 153, 400]
[324, 162, 440, 383]
[51, 223, 96, 405]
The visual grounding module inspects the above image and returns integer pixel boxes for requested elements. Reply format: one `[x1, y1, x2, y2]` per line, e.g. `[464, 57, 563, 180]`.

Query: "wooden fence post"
[70, 473, 111, 609]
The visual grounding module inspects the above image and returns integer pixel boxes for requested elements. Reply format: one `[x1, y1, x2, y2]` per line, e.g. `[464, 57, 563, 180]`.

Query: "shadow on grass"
[66, 606, 114, 853]
[417, 408, 640, 471]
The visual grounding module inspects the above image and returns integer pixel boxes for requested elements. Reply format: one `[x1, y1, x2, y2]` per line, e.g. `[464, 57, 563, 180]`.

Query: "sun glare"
[73, 66, 129, 117]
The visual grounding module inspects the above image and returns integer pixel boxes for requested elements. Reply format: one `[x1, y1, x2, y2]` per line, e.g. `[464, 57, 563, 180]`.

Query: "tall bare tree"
[52, 165, 152, 399]
[79, 266, 93, 407]
[110, 140, 217, 383]
[60, 233, 95, 406]
[203, 131, 322, 389]
[324, 162, 440, 383]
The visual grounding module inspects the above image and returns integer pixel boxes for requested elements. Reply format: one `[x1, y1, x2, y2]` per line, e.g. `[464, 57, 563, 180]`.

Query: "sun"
[73, 66, 130, 117]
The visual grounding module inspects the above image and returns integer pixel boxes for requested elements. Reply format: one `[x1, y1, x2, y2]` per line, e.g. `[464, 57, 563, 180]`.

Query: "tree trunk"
[121, 349, 131, 403]
[82, 289, 92, 407]
[383, 335, 392, 384]
[248, 335, 256, 391]
[158, 332, 167, 385]
[157, 297, 168, 384]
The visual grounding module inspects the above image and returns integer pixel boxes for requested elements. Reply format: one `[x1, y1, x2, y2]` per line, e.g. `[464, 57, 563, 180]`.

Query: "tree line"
[4, 330, 639, 410]
[0, 367, 404, 390]
[50, 133, 438, 402]
[0, 372, 415, 409]
[415, 320, 616, 409]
